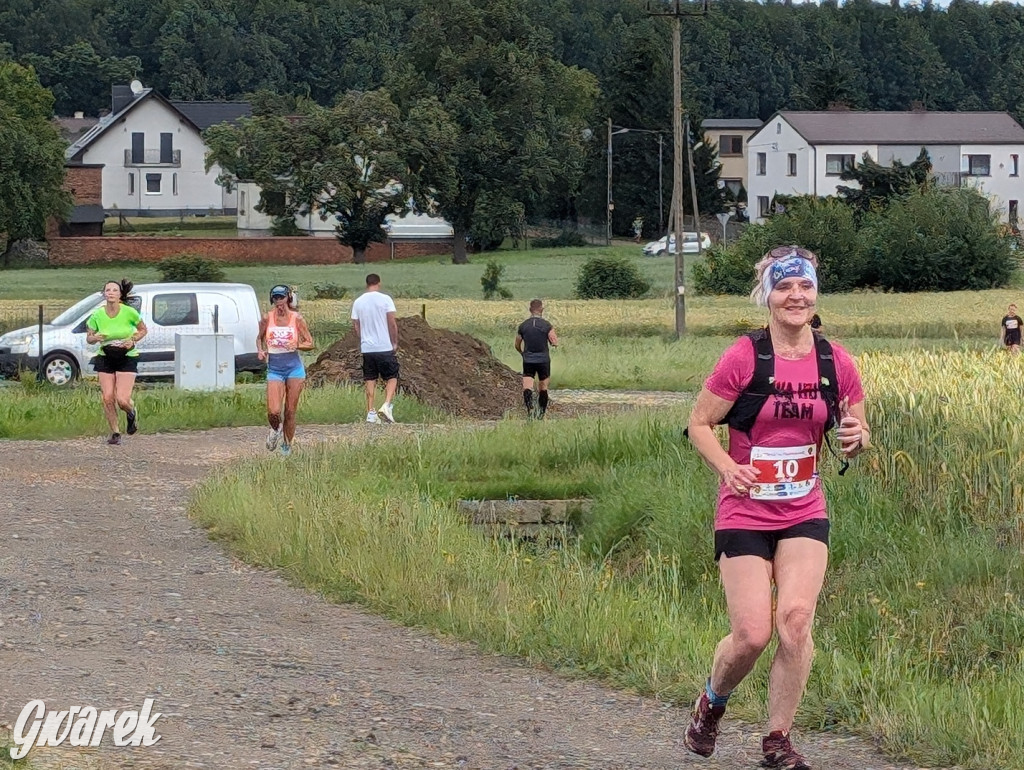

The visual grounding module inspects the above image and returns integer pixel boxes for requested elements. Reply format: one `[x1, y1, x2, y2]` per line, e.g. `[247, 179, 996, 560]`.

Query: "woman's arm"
[256, 315, 269, 360]
[688, 388, 761, 496]
[837, 398, 870, 458]
[295, 315, 314, 351]
[130, 320, 147, 345]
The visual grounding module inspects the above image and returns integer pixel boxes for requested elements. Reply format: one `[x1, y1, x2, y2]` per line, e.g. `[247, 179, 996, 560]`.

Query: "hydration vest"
[721, 327, 841, 436]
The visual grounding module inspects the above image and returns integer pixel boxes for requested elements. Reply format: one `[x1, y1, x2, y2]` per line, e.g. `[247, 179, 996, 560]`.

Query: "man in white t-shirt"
[351, 273, 399, 423]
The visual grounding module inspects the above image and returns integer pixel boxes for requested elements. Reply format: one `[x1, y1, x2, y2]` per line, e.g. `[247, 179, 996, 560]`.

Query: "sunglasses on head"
[768, 245, 815, 261]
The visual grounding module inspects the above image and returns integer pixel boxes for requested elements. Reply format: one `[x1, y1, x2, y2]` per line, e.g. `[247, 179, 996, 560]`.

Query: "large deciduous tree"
[205, 89, 412, 263]
[0, 61, 71, 265]
[399, 0, 598, 263]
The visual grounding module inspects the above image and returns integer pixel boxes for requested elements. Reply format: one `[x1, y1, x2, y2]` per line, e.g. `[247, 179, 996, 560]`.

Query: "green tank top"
[87, 304, 142, 357]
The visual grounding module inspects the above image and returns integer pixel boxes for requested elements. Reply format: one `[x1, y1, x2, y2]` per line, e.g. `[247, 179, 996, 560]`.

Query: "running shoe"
[279, 442, 292, 457]
[760, 730, 811, 770]
[379, 402, 395, 423]
[107, 432, 122, 446]
[683, 689, 726, 758]
[126, 409, 139, 435]
[266, 427, 283, 452]
[366, 411, 379, 424]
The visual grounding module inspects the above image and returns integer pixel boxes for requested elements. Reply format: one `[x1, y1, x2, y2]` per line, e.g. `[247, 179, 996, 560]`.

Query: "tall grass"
[191, 391, 1024, 768]
[0, 382, 440, 440]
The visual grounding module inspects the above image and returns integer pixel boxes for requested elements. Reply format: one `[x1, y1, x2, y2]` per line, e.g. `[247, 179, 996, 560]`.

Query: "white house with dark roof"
[747, 110, 1024, 224]
[64, 84, 251, 216]
[701, 118, 763, 200]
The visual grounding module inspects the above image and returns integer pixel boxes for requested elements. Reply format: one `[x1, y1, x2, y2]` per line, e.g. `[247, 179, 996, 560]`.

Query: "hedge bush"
[157, 254, 226, 283]
[575, 257, 650, 299]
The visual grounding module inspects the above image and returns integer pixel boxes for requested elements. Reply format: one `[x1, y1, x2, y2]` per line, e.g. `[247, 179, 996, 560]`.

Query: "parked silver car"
[641, 232, 712, 256]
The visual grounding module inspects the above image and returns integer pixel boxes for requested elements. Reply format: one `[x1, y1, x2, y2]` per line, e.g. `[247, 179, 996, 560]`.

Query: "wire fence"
[0, 303, 68, 335]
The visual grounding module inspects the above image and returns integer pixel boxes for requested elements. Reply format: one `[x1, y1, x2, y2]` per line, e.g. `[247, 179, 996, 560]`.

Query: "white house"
[235, 180, 454, 240]
[747, 110, 1024, 224]
[64, 83, 251, 216]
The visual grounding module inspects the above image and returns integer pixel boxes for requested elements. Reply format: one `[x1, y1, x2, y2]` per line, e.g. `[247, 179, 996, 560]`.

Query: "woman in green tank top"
[85, 279, 148, 445]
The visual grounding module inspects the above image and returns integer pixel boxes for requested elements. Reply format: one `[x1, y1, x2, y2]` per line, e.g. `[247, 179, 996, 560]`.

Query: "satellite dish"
[129, 79, 144, 95]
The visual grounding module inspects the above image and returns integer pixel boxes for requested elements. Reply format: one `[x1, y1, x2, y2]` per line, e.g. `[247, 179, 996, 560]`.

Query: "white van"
[0, 282, 264, 386]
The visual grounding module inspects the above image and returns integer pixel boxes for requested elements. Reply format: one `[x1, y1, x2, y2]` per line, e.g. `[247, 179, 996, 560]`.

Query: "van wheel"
[42, 353, 79, 386]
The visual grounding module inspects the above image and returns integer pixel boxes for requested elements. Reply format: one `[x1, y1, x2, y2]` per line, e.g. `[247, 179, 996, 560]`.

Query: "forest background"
[3, 0, 1024, 242]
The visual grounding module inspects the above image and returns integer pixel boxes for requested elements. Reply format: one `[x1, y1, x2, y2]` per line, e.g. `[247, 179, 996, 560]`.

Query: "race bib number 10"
[749, 444, 816, 501]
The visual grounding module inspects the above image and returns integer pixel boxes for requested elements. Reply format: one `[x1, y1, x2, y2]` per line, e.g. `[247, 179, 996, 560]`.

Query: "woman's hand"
[257, 350, 267, 362]
[837, 396, 866, 455]
[87, 332, 106, 345]
[720, 462, 761, 497]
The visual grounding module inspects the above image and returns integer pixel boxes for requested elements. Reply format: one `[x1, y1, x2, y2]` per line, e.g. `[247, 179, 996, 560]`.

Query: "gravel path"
[0, 419, 938, 770]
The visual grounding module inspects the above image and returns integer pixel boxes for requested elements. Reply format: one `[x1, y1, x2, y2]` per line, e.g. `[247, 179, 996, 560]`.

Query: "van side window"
[152, 293, 200, 326]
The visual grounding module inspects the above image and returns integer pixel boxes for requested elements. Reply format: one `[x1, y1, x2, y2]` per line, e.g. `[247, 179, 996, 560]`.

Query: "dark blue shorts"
[362, 351, 399, 381]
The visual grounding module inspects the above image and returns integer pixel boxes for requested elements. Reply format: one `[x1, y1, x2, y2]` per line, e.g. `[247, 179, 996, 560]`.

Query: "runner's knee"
[774, 605, 815, 648]
[731, 618, 773, 656]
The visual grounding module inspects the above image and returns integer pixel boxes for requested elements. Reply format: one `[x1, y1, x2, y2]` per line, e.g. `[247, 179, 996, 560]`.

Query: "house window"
[1012, 155, 1019, 177]
[131, 132, 144, 164]
[172, 173, 178, 195]
[240, 191, 247, 215]
[965, 154, 991, 176]
[756, 153, 766, 176]
[776, 123, 782, 134]
[825, 154, 855, 176]
[787, 153, 797, 176]
[722, 179, 742, 198]
[1011, 200, 1019, 225]
[720, 135, 744, 157]
[128, 173, 134, 195]
[152, 293, 199, 326]
[145, 173, 161, 194]
[758, 195, 770, 217]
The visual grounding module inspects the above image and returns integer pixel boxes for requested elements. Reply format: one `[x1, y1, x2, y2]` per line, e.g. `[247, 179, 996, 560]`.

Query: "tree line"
[3, 0, 1024, 251]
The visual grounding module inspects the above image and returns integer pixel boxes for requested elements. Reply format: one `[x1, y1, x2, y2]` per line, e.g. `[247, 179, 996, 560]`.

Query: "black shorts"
[91, 351, 139, 375]
[1006, 336, 1021, 347]
[522, 360, 551, 381]
[362, 351, 399, 381]
[714, 519, 829, 562]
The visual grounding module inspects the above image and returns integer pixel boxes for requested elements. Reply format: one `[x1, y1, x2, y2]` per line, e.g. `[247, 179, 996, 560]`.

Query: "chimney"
[111, 85, 134, 115]
[74, 111, 84, 119]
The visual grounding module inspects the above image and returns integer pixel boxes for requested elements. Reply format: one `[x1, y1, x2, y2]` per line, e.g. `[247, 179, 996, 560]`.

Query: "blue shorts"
[267, 353, 305, 382]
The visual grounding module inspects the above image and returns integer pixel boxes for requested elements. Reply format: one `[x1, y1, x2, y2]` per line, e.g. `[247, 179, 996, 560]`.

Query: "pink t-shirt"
[704, 336, 865, 531]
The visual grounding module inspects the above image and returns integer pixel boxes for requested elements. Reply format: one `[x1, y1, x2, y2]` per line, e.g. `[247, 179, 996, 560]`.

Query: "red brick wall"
[64, 166, 103, 205]
[47, 236, 454, 265]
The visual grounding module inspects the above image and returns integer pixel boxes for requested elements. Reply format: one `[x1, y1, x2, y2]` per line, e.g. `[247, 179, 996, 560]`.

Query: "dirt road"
[0, 424, 934, 770]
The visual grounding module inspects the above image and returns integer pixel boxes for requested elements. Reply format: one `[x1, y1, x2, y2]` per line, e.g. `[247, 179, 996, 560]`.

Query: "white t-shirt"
[351, 290, 397, 353]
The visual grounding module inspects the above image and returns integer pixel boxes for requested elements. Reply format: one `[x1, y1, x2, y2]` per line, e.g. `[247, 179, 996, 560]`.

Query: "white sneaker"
[366, 411, 379, 424]
[379, 402, 395, 423]
[266, 427, 283, 451]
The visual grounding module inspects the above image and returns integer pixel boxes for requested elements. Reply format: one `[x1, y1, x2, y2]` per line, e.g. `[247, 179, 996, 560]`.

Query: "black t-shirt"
[1003, 315, 1023, 344]
[517, 316, 553, 363]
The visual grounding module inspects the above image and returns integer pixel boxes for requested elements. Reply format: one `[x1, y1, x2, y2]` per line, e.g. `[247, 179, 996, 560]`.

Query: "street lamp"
[606, 118, 668, 245]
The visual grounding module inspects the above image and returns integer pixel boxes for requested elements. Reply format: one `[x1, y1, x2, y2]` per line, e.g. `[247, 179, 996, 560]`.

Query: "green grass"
[0, 382, 442, 440]
[0, 245, 675, 302]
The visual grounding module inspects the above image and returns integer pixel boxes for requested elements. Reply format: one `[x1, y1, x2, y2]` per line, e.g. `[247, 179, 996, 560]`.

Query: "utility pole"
[606, 117, 613, 246]
[648, 0, 709, 339]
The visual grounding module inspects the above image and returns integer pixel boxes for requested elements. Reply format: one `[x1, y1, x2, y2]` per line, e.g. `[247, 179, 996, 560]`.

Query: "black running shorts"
[91, 348, 139, 375]
[362, 351, 400, 381]
[714, 519, 829, 562]
[522, 360, 551, 381]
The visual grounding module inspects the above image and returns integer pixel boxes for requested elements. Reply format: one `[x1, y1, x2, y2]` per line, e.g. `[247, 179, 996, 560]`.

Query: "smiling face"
[1011, 304, 1017, 315]
[103, 282, 121, 303]
[768, 276, 817, 329]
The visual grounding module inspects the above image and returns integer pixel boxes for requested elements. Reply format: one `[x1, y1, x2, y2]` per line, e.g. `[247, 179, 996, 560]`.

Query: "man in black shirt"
[1001, 303, 1023, 354]
[515, 299, 559, 418]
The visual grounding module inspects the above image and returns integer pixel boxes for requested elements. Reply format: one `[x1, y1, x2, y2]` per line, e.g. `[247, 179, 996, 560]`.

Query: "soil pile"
[307, 315, 522, 419]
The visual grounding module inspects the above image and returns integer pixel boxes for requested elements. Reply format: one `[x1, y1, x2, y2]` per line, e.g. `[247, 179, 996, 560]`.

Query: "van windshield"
[50, 293, 103, 325]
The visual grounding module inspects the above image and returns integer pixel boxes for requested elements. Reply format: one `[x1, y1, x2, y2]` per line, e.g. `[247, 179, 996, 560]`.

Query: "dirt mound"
[307, 315, 522, 419]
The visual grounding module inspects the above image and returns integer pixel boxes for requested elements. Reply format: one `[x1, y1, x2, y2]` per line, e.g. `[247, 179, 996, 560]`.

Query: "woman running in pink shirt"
[684, 246, 870, 770]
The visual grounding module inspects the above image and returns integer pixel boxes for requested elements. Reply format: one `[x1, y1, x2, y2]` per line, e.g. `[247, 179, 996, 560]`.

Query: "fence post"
[37, 304, 44, 382]
[421, 304, 426, 321]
